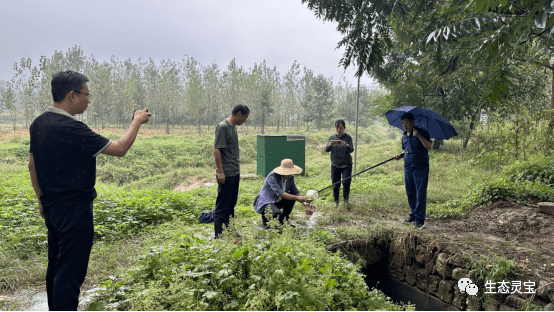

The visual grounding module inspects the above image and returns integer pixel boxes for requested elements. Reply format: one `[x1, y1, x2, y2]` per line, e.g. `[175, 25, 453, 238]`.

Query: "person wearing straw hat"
[253, 159, 309, 229]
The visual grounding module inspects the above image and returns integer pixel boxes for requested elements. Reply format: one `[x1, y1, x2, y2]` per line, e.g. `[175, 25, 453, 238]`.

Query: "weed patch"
[88, 225, 411, 311]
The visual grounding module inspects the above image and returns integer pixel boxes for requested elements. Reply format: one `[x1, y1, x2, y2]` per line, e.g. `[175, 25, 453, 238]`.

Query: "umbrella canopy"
[385, 106, 458, 140]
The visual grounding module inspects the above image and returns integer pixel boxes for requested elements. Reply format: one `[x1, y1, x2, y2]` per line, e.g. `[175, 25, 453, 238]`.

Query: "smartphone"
[331, 140, 341, 143]
[131, 109, 149, 121]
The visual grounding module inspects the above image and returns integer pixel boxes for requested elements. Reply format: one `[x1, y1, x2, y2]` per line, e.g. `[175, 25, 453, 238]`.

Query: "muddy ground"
[428, 200, 554, 282]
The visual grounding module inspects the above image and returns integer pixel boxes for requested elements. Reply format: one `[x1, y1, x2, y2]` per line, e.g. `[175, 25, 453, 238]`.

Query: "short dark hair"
[335, 119, 346, 129]
[51, 70, 89, 102]
[401, 113, 415, 121]
[231, 104, 250, 116]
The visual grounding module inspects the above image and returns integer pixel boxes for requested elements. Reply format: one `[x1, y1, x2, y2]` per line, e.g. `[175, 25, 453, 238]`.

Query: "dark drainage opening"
[362, 255, 456, 311]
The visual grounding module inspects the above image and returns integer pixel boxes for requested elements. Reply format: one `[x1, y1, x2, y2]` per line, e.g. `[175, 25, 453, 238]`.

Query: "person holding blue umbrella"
[393, 113, 432, 229]
[386, 106, 457, 229]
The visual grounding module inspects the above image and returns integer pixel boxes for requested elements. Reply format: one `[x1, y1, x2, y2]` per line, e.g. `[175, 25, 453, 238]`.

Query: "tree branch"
[511, 56, 554, 70]
[518, 28, 550, 45]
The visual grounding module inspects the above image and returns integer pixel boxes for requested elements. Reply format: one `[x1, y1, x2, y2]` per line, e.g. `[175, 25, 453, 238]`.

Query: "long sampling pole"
[315, 153, 404, 193]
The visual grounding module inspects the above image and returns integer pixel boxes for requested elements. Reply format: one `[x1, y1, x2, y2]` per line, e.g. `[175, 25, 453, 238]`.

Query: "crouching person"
[253, 159, 309, 229]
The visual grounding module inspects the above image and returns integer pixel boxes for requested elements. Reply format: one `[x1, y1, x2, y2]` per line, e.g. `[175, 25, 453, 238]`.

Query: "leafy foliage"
[503, 157, 554, 186]
[301, 0, 394, 77]
[430, 156, 554, 219]
[0, 172, 206, 261]
[88, 228, 410, 311]
[469, 254, 519, 282]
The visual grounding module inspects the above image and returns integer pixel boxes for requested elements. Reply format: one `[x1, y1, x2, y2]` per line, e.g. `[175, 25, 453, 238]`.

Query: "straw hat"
[273, 158, 302, 175]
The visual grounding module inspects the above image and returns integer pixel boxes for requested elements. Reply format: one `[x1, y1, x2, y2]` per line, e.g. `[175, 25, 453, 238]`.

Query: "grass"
[0, 123, 512, 310]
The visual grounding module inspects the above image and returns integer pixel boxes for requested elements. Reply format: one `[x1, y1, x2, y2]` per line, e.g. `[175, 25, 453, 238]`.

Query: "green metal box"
[257, 134, 306, 177]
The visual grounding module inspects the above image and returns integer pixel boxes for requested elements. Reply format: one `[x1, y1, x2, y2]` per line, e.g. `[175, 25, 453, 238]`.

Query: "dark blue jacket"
[402, 127, 430, 169]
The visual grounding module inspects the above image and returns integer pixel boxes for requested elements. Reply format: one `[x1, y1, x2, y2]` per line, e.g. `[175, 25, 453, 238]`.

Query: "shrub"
[502, 157, 554, 186]
[429, 174, 554, 220]
[88, 228, 411, 311]
[0, 182, 208, 259]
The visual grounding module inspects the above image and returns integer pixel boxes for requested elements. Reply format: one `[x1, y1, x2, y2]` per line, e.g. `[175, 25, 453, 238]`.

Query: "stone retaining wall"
[387, 235, 554, 311]
[329, 234, 554, 311]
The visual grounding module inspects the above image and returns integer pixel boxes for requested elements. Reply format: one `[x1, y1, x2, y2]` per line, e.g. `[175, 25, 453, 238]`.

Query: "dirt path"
[423, 201, 554, 281]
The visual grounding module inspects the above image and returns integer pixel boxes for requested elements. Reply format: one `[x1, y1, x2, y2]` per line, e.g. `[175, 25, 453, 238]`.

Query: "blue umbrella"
[385, 106, 458, 140]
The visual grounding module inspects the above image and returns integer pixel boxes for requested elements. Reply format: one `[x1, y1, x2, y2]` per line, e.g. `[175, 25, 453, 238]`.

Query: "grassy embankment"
[0, 124, 515, 310]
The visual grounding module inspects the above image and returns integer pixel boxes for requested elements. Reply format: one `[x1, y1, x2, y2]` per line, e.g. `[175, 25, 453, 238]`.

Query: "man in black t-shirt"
[28, 70, 151, 310]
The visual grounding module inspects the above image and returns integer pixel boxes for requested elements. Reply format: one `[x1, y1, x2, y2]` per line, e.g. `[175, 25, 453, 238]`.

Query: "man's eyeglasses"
[73, 90, 92, 99]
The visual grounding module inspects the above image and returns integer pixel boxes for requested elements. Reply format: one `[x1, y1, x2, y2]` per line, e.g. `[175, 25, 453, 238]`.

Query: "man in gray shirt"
[213, 104, 250, 238]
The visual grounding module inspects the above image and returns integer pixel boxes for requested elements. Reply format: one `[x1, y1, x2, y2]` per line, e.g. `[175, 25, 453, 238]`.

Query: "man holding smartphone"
[28, 70, 151, 310]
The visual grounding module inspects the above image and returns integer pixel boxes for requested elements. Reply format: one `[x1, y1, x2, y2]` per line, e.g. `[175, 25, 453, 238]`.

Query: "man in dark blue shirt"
[394, 113, 432, 229]
[28, 70, 151, 310]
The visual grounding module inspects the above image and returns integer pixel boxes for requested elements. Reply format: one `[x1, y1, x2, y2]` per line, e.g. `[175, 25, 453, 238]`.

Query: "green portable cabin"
[256, 134, 306, 177]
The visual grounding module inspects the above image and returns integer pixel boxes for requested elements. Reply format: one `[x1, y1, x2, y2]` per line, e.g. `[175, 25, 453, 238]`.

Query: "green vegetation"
[469, 255, 519, 283]
[430, 156, 554, 219]
[2, 119, 552, 310]
[0, 125, 415, 311]
[88, 226, 411, 311]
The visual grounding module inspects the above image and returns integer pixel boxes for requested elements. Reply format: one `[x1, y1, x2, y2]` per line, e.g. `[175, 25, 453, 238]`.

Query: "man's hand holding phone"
[132, 108, 152, 124]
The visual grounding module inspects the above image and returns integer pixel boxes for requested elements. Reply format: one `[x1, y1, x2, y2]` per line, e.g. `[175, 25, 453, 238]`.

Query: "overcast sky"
[0, 0, 377, 88]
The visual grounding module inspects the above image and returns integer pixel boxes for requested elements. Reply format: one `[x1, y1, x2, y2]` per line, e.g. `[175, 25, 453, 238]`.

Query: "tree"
[0, 80, 18, 132]
[259, 87, 273, 134]
[302, 73, 334, 130]
[158, 59, 182, 134]
[259, 60, 281, 131]
[223, 58, 245, 114]
[184, 56, 207, 134]
[109, 57, 133, 128]
[419, 0, 554, 105]
[301, 0, 394, 78]
[13, 57, 39, 128]
[143, 58, 161, 129]
[203, 62, 224, 129]
[284, 61, 301, 130]
[87, 58, 113, 130]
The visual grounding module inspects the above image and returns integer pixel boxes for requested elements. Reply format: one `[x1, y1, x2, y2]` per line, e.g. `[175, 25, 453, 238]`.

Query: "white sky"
[0, 0, 376, 87]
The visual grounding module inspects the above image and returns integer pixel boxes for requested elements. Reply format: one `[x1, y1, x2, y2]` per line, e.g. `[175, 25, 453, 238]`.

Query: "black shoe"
[415, 220, 425, 229]
[403, 215, 416, 224]
[287, 221, 296, 228]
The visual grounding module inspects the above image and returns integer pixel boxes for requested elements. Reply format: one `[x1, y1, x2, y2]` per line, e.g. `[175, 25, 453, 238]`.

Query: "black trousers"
[331, 164, 352, 203]
[214, 174, 240, 238]
[261, 199, 295, 226]
[44, 202, 94, 311]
